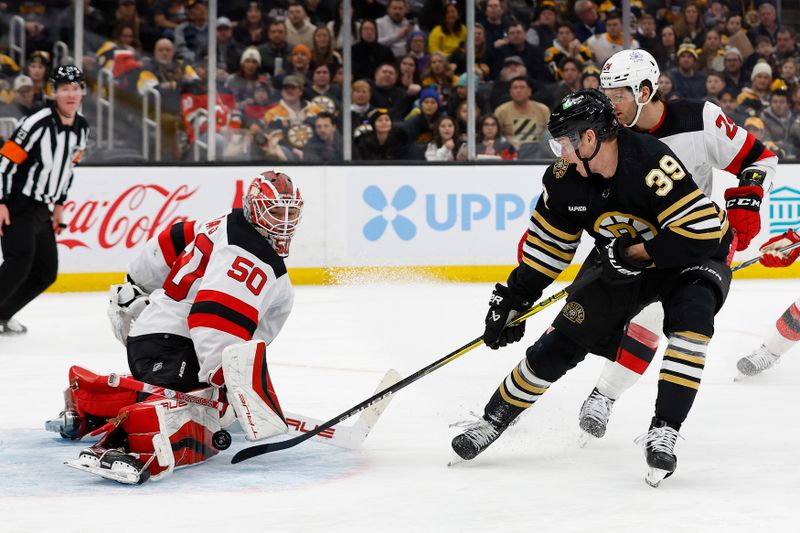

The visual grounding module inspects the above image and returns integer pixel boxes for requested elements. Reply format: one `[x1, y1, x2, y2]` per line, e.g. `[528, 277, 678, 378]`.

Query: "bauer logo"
[768, 186, 800, 235]
[360, 184, 537, 242]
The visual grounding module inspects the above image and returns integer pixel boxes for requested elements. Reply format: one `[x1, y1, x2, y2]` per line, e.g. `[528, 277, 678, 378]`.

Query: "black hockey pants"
[0, 195, 58, 320]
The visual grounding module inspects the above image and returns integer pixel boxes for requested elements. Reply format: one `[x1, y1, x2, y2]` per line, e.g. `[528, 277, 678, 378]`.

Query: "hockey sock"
[655, 331, 709, 425]
[598, 322, 660, 400]
[764, 299, 800, 356]
[486, 358, 552, 425]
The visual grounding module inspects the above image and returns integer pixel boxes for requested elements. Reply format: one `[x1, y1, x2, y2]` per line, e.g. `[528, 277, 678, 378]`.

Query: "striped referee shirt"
[0, 104, 89, 205]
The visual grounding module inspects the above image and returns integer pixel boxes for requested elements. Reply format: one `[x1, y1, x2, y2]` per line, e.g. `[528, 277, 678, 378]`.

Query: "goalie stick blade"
[231, 369, 404, 464]
[349, 369, 402, 445]
[227, 370, 402, 450]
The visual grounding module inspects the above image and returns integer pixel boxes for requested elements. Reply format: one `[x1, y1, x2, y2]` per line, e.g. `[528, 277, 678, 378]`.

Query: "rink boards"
[32, 163, 800, 291]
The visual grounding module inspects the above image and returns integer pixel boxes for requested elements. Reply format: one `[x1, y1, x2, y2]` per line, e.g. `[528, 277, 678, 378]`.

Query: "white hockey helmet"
[600, 49, 660, 127]
[242, 171, 304, 257]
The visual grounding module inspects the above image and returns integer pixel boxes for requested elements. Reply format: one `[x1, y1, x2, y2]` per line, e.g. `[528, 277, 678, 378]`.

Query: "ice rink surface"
[1, 278, 799, 532]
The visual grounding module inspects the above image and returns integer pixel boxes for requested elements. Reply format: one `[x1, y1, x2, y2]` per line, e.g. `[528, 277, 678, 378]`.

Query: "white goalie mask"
[600, 49, 660, 128]
[242, 171, 304, 257]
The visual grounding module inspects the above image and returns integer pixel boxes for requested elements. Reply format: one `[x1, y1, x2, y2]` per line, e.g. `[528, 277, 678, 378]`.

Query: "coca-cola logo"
[58, 184, 199, 250]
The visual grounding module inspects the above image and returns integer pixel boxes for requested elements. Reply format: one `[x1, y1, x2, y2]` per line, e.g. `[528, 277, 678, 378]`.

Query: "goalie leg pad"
[46, 366, 138, 439]
[222, 340, 288, 442]
[80, 388, 222, 482]
[124, 389, 222, 480]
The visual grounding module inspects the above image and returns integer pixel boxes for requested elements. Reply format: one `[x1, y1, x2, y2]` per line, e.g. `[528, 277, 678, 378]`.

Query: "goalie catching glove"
[107, 279, 149, 346]
[759, 230, 800, 268]
[483, 284, 532, 350]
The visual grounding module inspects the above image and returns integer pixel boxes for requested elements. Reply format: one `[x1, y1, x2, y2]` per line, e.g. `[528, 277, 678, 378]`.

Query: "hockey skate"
[45, 410, 85, 439]
[0, 318, 27, 336]
[449, 411, 514, 465]
[65, 446, 153, 485]
[634, 417, 683, 488]
[735, 345, 781, 381]
[578, 388, 615, 447]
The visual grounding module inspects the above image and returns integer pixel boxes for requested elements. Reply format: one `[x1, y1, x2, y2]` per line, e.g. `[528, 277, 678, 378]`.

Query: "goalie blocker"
[49, 340, 290, 484]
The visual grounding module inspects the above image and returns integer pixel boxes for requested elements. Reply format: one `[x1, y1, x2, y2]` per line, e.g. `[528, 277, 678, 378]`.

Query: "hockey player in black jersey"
[451, 90, 735, 487]
[570, 49, 779, 444]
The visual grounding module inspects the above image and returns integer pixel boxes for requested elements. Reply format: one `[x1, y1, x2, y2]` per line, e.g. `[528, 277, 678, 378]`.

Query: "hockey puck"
[212, 430, 232, 450]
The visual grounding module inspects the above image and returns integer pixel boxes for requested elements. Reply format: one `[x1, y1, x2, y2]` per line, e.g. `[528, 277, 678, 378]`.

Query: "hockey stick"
[231, 267, 602, 464]
[107, 372, 400, 450]
[730, 239, 800, 272]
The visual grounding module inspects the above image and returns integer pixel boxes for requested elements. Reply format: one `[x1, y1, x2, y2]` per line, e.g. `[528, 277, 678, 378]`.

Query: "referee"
[0, 65, 89, 336]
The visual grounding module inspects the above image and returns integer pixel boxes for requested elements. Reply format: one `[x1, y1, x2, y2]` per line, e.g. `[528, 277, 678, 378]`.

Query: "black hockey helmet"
[547, 89, 619, 158]
[49, 65, 85, 89]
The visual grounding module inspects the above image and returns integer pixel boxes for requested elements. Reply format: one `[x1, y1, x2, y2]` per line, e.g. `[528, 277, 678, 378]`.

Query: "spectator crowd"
[1, 0, 800, 162]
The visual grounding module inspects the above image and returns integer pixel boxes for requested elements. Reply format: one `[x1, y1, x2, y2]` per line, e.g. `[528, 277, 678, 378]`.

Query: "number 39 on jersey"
[645, 155, 687, 196]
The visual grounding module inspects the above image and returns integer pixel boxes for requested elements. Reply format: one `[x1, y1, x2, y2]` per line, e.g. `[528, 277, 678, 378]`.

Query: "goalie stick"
[106, 372, 400, 450]
[231, 266, 603, 464]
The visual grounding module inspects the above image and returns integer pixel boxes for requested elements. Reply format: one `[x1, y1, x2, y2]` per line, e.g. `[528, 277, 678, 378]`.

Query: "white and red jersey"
[128, 218, 201, 293]
[129, 210, 294, 384]
[643, 99, 778, 196]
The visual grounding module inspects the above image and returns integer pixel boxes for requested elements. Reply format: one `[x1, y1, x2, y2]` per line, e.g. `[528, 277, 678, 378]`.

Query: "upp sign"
[362, 185, 537, 241]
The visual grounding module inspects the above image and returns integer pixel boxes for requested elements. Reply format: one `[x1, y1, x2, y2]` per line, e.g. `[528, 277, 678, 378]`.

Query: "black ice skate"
[450, 416, 506, 463]
[44, 409, 83, 439]
[65, 446, 152, 485]
[578, 388, 615, 446]
[634, 417, 683, 488]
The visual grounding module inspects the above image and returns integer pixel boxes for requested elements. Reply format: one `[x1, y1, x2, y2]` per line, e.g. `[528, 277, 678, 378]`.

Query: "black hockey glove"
[483, 284, 532, 350]
[599, 235, 649, 285]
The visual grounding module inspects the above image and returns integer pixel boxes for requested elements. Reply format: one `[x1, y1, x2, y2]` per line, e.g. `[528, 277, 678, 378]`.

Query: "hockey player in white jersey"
[736, 229, 800, 378]
[567, 49, 779, 442]
[46, 171, 304, 484]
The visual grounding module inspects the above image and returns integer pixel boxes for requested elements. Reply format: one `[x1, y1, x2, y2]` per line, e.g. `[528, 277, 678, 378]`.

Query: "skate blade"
[44, 419, 65, 433]
[64, 459, 143, 485]
[447, 451, 467, 467]
[645, 467, 671, 488]
[578, 431, 595, 448]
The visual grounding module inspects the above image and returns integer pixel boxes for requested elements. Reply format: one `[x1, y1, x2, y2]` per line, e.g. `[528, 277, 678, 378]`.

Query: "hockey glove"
[483, 284, 532, 350]
[599, 235, 648, 284]
[724, 184, 763, 251]
[759, 230, 800, 268]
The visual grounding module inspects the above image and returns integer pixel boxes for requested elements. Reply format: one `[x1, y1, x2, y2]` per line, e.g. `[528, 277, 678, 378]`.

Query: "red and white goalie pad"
[95, 388, 223, 481]
[222, 340, 288, 441]
[46, 366, 139, 439]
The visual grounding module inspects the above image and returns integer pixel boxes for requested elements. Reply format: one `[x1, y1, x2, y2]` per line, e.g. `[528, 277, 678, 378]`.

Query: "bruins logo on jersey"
[553, 157, 569, 179]
[593, 212, 658, 240]
[311, 95, 337, 114]
[287, 124, 314, 148]
[562, 302, 585, 323]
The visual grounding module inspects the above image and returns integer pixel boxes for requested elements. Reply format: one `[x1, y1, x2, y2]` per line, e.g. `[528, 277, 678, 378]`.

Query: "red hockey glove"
[724, 185, 763, 251]
[759, 230, 800, 268]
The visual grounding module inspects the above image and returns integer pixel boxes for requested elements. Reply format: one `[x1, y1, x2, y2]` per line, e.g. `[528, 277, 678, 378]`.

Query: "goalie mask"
[242, 171, 304, 257]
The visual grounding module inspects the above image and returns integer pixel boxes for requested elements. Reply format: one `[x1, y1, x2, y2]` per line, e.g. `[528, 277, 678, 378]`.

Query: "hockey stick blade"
[230, 369, 402, 450]
[231, 269, 601, 464]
